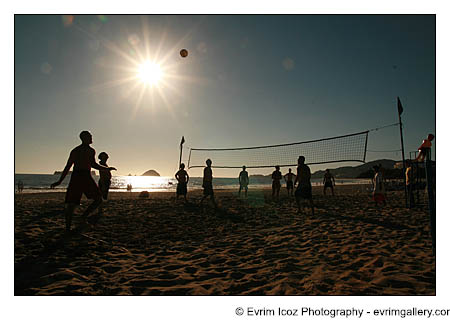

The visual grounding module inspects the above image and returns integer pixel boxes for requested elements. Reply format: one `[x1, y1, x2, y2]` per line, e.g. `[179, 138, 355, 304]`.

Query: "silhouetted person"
[175, 163, 189, 202]
[98, 152, 113, 216]
[323, 169, 335, 196]
[200, 159, 217, 207]
[294, 156, 314, 215]
[51, 131, 116, 232]
[239, 166, 249, 198]
[127, 184, 132, 192]
[284, 168, 295, 197]
[17, 180, 24, 193]
[405, 159, 415, 208]
[372, 165, 386, 207]
[272, 166, 282, 200]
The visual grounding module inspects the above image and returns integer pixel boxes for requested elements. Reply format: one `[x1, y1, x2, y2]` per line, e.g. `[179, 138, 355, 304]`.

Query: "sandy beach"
[14, 185, 435, 295]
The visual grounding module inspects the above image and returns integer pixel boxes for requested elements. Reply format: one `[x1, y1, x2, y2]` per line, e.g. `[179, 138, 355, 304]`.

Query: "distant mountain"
[311, 159, 397, 178]
[249, 174, 268, 179]
[249, 159, 399, 179]
[142, 170, 160, 176]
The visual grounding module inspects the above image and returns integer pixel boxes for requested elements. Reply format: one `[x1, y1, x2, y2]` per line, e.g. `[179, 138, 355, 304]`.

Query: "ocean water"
[14, 174, 371, 193]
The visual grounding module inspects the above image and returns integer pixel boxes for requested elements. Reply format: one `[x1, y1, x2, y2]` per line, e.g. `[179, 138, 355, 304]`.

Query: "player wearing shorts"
[323, 169, 335, 196]
[200, 159, 217, 207]
[175, 163, 189, 202]
[294, 156, 314, 215]
[51, 131, 116, 232]
[239, 166, 249, 198]
[284, 168, 296, 197]
[272, 166, 282, 200]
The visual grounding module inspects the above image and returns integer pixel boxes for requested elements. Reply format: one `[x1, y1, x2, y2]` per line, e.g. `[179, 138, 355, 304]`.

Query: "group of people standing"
[175, 155, 318, 215]
[175, 159, 217, 207]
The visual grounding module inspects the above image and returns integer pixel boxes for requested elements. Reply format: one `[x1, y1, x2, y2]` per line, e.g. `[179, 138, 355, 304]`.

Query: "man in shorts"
[175, 163, 189, 202]
[200, 159, 217, 207]
[323, 169, 335, 196]
[284, 168, 296, 197]
[238, 166, 249, 198]
[294, 156, 314, 215]
[51, 131, 116, 232]
[272, 166, 282, 200]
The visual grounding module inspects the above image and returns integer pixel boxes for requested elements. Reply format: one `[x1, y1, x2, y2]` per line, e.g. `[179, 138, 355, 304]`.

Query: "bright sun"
[137, 61, 162, 85]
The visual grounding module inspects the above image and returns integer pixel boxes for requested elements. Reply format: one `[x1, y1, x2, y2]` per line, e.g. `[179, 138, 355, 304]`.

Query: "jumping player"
[51, 131, 116, 232]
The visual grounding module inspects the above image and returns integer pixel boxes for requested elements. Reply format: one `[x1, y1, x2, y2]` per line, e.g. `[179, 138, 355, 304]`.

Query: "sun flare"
[85, 16, 195, 119]
[137, 61, 162, 85]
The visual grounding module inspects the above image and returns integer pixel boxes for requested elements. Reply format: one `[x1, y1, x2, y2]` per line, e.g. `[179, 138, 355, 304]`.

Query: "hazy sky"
[15, 15, 435, 177]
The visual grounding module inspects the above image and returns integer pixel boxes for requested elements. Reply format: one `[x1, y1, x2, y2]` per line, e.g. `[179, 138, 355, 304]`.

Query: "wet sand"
[14, 185, 435, 295]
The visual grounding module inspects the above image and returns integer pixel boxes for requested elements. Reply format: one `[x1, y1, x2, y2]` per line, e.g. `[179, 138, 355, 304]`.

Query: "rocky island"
[141, 170, 160, 177]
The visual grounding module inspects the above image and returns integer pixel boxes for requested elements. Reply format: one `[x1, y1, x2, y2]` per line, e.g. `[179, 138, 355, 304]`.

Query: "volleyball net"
[186, 131, 369, 169]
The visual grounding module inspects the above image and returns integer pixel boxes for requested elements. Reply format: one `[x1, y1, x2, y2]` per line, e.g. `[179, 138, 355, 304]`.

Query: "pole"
[424, 149, 436, 252]
[398, 114, 408, 207]
[179, 136, 185, 169]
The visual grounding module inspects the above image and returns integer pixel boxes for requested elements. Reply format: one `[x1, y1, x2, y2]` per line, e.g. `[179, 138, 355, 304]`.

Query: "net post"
[187, 148, 192, 169]
[363, 131, 369, 163]
[179, 136, 185, 169]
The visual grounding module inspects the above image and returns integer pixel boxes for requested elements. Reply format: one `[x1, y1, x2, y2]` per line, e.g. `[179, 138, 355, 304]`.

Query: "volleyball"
[180, 49, 188, 58]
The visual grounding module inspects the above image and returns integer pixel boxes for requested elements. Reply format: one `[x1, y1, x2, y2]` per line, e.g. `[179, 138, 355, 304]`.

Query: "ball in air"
[180, 49, 188, 58]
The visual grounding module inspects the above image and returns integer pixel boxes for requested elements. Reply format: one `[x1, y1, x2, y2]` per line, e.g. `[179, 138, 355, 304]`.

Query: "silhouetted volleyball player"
[200, 159, 217, 207]
[284, 168, 295, 196]
[51, 131, 116, 232]
[272, 166, 282, 200]
[175, 163, 189, 202]
[97, 152, 113, 216]
[323, 169, 335, 196]
[294, 156, 314, 215]
[239, 166, 249, 198]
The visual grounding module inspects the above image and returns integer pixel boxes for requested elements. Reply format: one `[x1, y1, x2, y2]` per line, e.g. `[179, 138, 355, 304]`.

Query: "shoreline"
[15, 182, 374, 194]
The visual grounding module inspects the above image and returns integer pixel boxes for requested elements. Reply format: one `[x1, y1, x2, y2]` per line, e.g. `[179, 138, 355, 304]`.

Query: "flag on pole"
[397, 97, 404, 116]
[180, 136, 185, 146]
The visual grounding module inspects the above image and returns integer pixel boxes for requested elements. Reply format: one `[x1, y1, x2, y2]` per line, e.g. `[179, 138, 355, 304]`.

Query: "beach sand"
[14, 185, 435, 295]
